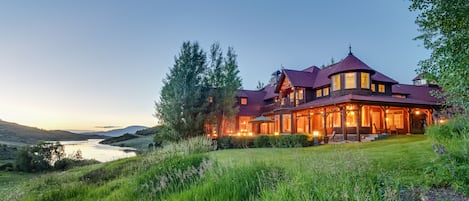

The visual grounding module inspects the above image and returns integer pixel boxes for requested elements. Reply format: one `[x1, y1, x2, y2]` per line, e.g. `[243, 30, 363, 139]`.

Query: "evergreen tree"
[207, 43, 242, 137]
[256, 81, 265, 89]
[155, 41, 209, 140]
[410, 0, 469, 114]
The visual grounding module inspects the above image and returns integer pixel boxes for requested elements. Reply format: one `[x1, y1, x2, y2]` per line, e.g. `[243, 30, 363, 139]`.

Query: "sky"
[0, 0, 428, 131]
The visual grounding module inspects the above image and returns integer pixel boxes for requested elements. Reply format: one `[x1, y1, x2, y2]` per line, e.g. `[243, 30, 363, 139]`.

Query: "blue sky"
[0, 0, 428, 131]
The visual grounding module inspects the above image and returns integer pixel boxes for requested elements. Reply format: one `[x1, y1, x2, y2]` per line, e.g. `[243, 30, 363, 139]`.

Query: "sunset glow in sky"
[0, 1, 428, 131]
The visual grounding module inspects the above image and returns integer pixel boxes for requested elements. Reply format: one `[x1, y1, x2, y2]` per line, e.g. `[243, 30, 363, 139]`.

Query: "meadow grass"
[0, 135, 441, 201]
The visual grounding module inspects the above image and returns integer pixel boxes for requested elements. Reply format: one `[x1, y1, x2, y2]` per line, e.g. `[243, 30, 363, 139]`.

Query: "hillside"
[81, 126, 148, 137]
[0, 120, 106, 145]
[2, 135, 467, 200]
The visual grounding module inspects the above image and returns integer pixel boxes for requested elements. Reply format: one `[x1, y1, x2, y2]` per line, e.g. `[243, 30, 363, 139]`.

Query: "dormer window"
[323, 88, 329, 96]
[361, 72, 370, 89]
[316, 89, 322, 97]
[241, 97, 248, 105]
[371, 83, 376, 92]
[378, 84, 385, 93]
[345, 72, 356, 89]
[332, 74, 341, 91]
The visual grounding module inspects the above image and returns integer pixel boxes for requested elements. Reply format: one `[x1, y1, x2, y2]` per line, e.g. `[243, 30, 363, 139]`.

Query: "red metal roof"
[237, 89, 266, 116]
[328, 53, 375, 76]
[295, 93, 439, 111]
[392, 84, 442, 103]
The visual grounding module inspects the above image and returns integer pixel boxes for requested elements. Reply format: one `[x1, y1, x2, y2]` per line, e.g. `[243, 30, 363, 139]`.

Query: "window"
[332, 74, 341, 91]
[345, 72, 356, 89]
[289, 92, 294, 102]
[274, 115, 280, 133]
[361, 106, 370, 127]
[346, 110, 357, 127]
[361, 72, 370, 89]
[387, 111, 404, 129]
[297, 89, 304, 100]
[323, 88, 329, 96]
[239, 116, 251, 133]
[371, 83, 376, 92]
[208, 96, 213, 103]
[316, 89, 322, 97]
[282, 114, 291, 133]
[378, 84, 385, 93]
[332, 112, 341, 127]
[241, 97, 248, 105]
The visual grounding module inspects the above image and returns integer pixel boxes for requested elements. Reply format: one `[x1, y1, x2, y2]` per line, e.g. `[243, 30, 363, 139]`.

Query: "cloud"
[95, 126, 119, 129]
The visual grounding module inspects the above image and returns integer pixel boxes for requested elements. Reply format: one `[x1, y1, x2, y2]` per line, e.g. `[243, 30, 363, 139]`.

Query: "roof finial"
[348, 43, 352, 55]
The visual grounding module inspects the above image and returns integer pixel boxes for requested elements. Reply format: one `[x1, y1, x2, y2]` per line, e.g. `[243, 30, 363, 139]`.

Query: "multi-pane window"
[316, 89, 322, 97]
[282, 114, 291, 133]
[378, 84, 385, 93]
[371, 83, 376, 92]
[323, 88, 329, 96]
[361, 72, 370, 89]
[345, 72, 356, 89]
[241, 97, 248, 105]
[297, 89, 304, 100]
[361, 106, 370, 127]
[332, 74, 341, 91]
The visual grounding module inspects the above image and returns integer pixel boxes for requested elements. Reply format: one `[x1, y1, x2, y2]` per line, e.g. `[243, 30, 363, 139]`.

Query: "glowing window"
[371, 83, 376, 92]
[345, 72, 356, 89]
[378, 84, 385, 93]
[323, 88, 329, 96]
[282, 114, 291, 133]
[316, 89, 322, 97]
[240, 97, 248, 105]
[297, 89, 304, 100]
[332, 74, 341, 91]
[361, 72, 370, 89]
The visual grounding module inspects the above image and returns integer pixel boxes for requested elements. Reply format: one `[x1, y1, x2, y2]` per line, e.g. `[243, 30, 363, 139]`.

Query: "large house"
[212, 51, 442, 141]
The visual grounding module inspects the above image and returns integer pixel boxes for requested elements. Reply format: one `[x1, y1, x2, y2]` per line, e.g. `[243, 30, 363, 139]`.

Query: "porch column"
[381, 106, 389, 133]
[357, 104, 362, 142]
[407, 108, 412, 134]
[323, 107, 327, 136]
[341, 106, 347, 140]
[308, 109, 312, 134]
[279, 114, 283, 133]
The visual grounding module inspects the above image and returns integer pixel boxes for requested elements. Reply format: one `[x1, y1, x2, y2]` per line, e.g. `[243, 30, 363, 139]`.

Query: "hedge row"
[217, 134, 310, 149]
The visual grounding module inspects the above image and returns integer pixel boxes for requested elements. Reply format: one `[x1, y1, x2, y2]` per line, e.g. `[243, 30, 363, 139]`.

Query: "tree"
[410, 1, 469, 114]
[206, 43, 242, 137]
[256, 81, 265, 89]
[155, 41, 209, 141]
[15, 142, 65, 172]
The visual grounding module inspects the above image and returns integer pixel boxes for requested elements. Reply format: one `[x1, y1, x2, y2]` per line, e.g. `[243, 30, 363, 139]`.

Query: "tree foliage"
[15, 142, 65, 172]
[155, 41, 209, 141]
[410, 0, 469, 114]
[155, 41, 241, 140]
[206, 43, 242, 137]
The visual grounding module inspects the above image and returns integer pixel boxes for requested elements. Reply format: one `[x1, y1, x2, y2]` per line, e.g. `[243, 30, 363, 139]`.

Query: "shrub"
[269, 135, 280, 147]
[53, 158, 99, 171]
[217, 137, 233, 149]
[254, 135, 271, 148]
[0, 162, 14, 171]
[278, 135, 308, 148]
[425, 116, 469, 194]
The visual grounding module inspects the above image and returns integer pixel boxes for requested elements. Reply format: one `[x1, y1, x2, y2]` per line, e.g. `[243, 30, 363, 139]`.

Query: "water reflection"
[59, 139, 136, 162]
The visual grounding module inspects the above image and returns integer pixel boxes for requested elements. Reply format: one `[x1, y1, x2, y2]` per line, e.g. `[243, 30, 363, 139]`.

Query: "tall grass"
[425, 116, 469, 194]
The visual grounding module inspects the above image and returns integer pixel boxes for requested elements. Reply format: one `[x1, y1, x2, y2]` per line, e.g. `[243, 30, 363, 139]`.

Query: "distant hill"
[81, 126, 148, 137]
[0, 120, 106, 145]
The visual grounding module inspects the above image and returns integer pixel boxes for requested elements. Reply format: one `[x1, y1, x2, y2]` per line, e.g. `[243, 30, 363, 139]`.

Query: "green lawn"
[0, 135, 439, 201]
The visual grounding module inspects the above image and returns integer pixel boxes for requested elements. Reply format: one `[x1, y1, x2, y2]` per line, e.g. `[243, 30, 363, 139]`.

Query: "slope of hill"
[0, 120, 106, 145]
[81, 126, 148, 137]
[3, 136, 466, 200]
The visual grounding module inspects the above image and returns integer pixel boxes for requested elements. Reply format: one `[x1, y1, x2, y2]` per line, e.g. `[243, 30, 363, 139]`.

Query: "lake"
[59, 139, 137, 162]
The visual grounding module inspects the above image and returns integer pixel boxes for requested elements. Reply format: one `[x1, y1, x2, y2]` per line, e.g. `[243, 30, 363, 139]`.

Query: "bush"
[254, 135, 271, 148]
[425, 116, 469, 194]
[0, 162, 14, 171]
[278, 135, 308, 148]
[54, 158, 99, 171]
[217, 137, 233, 149]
